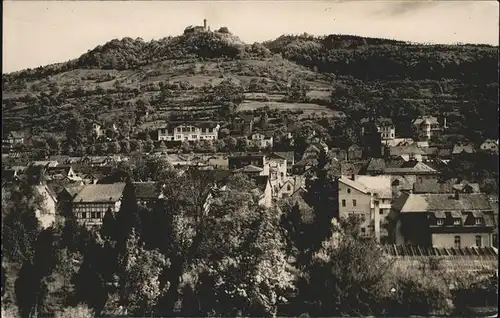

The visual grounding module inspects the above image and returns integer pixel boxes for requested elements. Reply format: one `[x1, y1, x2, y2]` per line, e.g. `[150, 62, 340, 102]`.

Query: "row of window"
[78, 212, 103, 219]
[342, 199, 357, 207]
[75, 204, 113, 212]
[174, 127, 214, 133]
[437, 217, 483, 226]
[454, 235, 483, 248]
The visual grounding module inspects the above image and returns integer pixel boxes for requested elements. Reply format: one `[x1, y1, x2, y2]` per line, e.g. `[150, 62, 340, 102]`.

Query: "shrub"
[54, 304, 94, 318]
[1, 304, 19, 318]
[217, 27, 230, 34]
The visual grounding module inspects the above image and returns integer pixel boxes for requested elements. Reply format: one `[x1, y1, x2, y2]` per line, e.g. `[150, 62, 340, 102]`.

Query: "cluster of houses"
[3, 114, 498, 257]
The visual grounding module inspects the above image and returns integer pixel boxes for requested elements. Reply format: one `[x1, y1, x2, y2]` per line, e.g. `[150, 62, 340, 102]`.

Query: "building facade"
[412, 116, 441, 140]
[72, 183, 126, 227]
[157, 122, 220, 142]
[249, 132, 273, 149]
[480, 139, 499, 153]
[389, 192, 497, 248]
[2, 131, 25, 153]
[336, 176, 384, 241]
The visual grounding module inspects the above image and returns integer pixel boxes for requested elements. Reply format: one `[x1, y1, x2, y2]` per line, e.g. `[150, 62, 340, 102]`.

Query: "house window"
[454, 236, 461, 249]
[352, 199, 357, 207]
[361, 227, 366, 233]
[379, 209, 384, 215]
[342, 199, 346, 207]
[281, 172, 284, 178]
[347, 188, 351, 194]
[96, 212, 101, 219]
[475, 218, 482, 225]
[453, 218, 460, 225]
[437, 219, 444, 225]
[91, 212, 96, 219]
[81, 212, 87, 219]
[475, 235, 482, 247]
[287, 184, 292, 191]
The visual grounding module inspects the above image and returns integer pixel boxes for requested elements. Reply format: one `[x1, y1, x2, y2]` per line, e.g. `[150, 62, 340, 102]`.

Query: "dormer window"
[475, 218, 482, 225]
[437, 219, 444, 225]
[453, 218, 461, 225]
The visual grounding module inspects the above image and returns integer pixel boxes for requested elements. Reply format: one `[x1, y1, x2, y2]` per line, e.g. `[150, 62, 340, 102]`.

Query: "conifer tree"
[114, 182, 140, 255]
[101, 207, 116, 241]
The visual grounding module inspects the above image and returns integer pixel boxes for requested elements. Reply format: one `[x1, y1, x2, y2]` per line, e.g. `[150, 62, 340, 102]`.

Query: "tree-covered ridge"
[264, 33, 498, 81]
[3, 27, 272, 83]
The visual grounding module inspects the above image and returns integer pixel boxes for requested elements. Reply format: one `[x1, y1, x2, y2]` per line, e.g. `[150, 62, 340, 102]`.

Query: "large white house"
[157, 122, 220, 142]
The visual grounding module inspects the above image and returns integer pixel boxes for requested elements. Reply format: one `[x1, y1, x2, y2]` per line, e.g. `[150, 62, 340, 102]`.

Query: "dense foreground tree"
[2, 169, 496, 317]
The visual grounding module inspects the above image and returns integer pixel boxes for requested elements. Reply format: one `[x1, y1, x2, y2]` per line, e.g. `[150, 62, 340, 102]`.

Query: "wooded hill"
[2, 26, 498, 144]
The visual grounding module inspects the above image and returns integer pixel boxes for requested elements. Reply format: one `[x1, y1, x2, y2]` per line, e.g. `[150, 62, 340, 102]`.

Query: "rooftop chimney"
[203, 19, 207, 30]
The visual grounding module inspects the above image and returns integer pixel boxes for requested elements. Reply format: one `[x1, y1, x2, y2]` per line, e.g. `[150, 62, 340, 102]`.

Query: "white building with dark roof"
[480, 139, 499, 153]
[412, 116, 441, 140]
[157, 122, 220, 142]
[337, 176, 391, 243]
[389, 192, 497, 248]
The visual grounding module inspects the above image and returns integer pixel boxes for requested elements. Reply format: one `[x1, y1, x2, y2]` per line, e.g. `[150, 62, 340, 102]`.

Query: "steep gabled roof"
[452, 143, 476, 154]
[413, 179, 453, 194]
[73, 183, 126, 203]
[412, 116, 439, 126]
[396, 193, 492, 213]
[338, 176, 369, 194]
[354, 175, 392, 199]
[63, 185, 85, 198]
[384, 162, 438, 175]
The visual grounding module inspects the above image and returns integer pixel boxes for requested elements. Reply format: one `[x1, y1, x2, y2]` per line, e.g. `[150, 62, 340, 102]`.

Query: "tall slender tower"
[203, 19, 207, 30]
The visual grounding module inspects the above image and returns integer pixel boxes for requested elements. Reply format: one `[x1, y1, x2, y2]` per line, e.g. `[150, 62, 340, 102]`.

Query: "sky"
[3, 0, 499, 73]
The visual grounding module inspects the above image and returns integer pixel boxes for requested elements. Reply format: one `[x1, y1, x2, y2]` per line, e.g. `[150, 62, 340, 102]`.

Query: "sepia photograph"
[2, 0, 499, 317]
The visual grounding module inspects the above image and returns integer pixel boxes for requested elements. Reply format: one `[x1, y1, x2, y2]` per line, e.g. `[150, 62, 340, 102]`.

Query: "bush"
[217, 27, 230, 34]
[387, 269, 454, 317]
[1, 304, 19, 318]
[54, 304, 94, 318]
